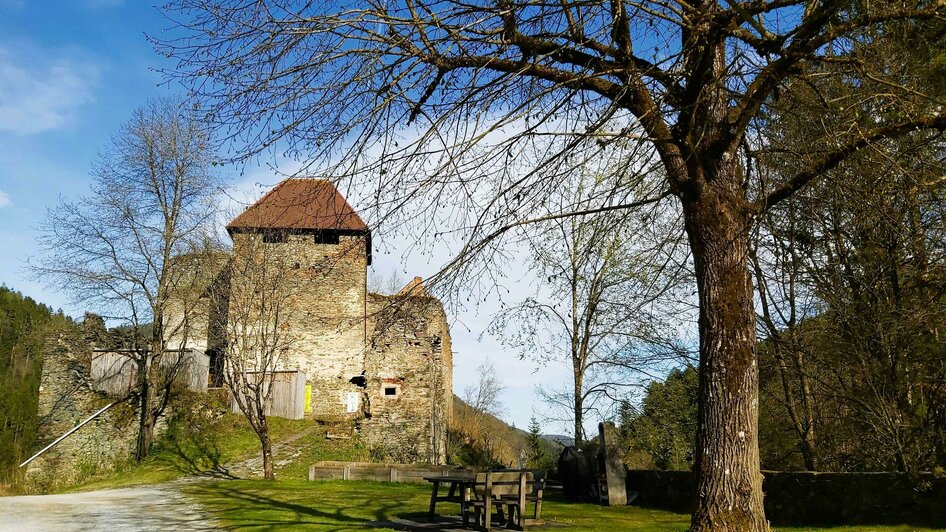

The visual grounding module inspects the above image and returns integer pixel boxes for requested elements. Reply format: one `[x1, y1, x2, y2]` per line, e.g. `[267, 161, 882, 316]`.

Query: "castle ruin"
[30, 178, 454, 484]
[168, 178, 453, 463]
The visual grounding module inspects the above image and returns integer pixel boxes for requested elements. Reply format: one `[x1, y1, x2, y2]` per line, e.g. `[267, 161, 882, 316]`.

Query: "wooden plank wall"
[90, 351, 136, 397]
[307, 461, 468, 483]
[91, 350, 209, 396]
[229, 370, 307, 420]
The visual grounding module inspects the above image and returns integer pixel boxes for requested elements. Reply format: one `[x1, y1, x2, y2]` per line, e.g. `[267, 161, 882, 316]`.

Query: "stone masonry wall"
[230, 231, 368, 420]
[26, 330, 138, 492]
[625, 469, 946, 526]
[359, 293, 453, 464]
[163, 252, 231, 353]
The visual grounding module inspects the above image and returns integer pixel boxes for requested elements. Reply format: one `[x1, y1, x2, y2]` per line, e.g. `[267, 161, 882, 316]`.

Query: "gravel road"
[0, 482, 217, 531]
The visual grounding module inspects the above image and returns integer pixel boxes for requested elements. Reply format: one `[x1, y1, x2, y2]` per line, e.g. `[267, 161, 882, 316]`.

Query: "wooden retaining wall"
[308, 461, 469, 483]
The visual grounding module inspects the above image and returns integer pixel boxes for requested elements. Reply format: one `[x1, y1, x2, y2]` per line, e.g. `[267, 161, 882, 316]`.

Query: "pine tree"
[526, 416, 550, 469]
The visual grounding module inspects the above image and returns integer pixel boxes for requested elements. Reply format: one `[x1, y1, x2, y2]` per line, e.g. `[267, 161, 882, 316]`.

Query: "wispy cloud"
[0, 45, 97, 135]
[0, 190, 10, 208]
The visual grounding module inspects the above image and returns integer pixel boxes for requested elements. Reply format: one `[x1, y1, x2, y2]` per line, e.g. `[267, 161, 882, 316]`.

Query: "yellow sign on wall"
[304, 384, 312, 413]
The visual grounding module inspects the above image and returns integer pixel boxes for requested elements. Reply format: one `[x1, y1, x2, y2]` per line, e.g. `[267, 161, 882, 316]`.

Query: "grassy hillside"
[57, 402, 373, 493]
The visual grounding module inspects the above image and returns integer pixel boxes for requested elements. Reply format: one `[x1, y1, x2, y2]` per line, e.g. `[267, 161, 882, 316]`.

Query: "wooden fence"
[308, 461, 468, 483]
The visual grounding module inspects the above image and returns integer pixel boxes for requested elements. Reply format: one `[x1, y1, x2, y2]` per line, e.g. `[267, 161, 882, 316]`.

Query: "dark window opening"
[263, 231, 287, 243]
[384, 386, 397, 396]
[314, 231, 340, 245]
[349, 375, 367, 388]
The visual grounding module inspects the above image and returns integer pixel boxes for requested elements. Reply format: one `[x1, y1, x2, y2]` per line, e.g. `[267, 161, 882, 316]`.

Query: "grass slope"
[61, 413, 369, 492]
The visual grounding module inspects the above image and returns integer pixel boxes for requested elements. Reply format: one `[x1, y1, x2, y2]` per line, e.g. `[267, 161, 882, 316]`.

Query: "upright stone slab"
[599, 421, 628, 506]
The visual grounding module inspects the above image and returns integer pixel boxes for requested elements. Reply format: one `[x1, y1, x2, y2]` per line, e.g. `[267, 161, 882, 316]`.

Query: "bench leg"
[427, 481, 439, 520]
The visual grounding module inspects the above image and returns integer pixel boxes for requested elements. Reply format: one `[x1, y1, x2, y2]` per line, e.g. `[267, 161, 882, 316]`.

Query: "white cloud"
[0, 190, 9, 208]
[0, 46, 97, 135]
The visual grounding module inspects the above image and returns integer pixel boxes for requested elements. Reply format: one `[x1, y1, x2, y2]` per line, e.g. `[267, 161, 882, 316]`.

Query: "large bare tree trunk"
[135, 355, 155, 461]
[682, 162, 767, 532]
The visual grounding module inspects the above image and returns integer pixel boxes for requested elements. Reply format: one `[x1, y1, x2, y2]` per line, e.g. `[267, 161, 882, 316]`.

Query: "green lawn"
[185, 479, 945, 532]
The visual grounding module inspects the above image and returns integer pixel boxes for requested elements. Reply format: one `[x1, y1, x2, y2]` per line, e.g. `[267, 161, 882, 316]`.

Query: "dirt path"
[224, 424, 322, 478]
[0, 481, 218, 531]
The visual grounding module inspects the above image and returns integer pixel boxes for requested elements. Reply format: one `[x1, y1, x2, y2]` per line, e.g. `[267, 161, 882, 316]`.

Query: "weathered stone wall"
[359, 293, 453, 464]
[163, 252, 231, 385]
[26, 331, 138, 492]
[158, 220, 454, 464]
[625, 469, 946, 526]
[230, 231, 368, 419]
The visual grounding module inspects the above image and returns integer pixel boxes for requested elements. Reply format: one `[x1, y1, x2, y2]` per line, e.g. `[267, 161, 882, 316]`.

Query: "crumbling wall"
[163, 252, 231, 386]
[26, 329, 138, 492]
[360, 293, 453, 464]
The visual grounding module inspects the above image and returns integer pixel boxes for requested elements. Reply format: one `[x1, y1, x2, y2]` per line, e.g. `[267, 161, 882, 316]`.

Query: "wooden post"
[428, 480, 440, 519]
[484, 473, 493, 531]
[390, 467, 398, 483]
[308, 464, 315, 481]
[599, 421, 628, 506]
[343, 464, 351, 481]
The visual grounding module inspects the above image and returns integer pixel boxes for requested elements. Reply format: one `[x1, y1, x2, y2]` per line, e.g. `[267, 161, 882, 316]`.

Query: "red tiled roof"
[227, 178, 368, 232]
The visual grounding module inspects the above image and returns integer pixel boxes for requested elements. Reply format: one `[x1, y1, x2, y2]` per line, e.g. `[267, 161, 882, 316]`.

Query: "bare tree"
[490, 173, 691, 444]
[158, 2, 946, 528]
[459, 359, 507, 463]
[218, 232, 296, 480]
[750, 199, 822, 471]
[33, 98, 219, 460]
[463, 359, 505, 417]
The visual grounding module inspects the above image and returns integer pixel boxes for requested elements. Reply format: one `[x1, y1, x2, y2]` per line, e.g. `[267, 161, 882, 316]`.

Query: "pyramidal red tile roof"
[227, 178, 368, 232]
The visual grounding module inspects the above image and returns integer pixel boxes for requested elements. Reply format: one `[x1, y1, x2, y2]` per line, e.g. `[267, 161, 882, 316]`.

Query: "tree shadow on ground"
[193, 484, 379, 530]
[155, 426, 238, 479]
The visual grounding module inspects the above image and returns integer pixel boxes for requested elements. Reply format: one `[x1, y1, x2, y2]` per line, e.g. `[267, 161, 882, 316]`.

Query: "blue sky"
[0, 0, 174, 303]
[0, 0, 585, 435]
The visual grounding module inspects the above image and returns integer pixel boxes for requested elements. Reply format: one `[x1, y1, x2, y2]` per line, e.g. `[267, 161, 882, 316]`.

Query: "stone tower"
[226, 178, 372, 419]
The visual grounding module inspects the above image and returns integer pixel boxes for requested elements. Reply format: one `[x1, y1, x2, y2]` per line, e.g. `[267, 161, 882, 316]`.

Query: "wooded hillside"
[449, 396, 558, 468]
[0, 286, 70, 483]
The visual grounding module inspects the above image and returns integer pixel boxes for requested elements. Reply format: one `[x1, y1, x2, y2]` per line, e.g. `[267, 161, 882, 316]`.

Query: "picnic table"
[424, 470, 545, 531]
[424, 474, 476, 519]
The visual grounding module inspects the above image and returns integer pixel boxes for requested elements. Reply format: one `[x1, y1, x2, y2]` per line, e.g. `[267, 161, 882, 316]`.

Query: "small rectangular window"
[314, 231, 340, 245]
[263, 232, 287, 243]
[384, 386, 397, 396]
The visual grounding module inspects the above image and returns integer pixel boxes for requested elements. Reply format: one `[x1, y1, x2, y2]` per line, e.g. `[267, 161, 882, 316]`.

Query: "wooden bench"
[461, 470, 545, 530]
